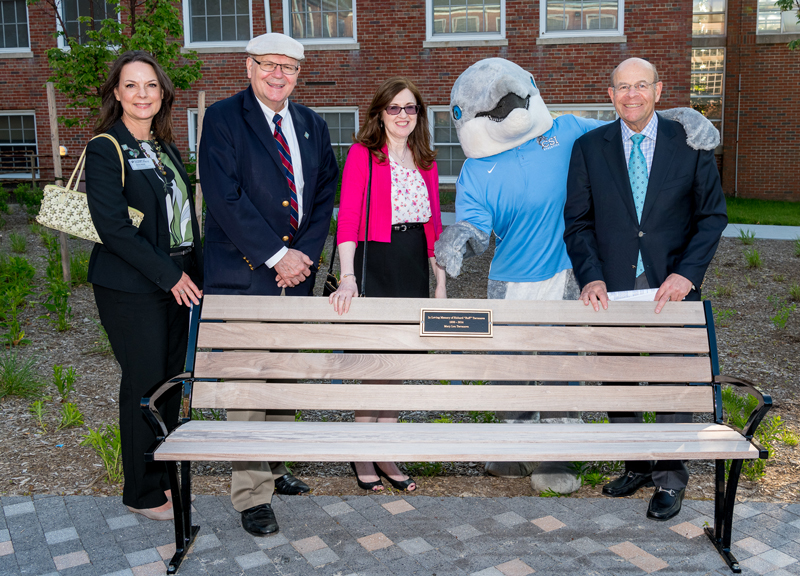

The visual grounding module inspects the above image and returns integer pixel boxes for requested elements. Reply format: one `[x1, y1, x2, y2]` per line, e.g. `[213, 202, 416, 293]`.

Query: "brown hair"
[95, 51, 175, 143]
[355, 77, 436, 170]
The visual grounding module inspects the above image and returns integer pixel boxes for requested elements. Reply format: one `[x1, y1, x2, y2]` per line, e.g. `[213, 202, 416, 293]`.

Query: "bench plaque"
[420, 309, 493, 337]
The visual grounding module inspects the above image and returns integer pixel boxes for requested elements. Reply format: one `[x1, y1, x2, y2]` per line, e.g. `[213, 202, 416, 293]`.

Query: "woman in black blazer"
[85, 51, 203, 521]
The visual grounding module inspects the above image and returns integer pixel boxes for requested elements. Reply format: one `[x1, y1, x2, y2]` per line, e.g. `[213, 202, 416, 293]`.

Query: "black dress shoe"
[241, 504, 279, 536]
[274, 473, 310, 495]
[602, 471, 654, 497]
[647, 486, 685, 521]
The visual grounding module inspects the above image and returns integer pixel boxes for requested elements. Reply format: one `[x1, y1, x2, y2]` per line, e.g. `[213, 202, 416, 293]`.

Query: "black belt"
[169, 245, 194, 257]
[391, 222, 424, 232]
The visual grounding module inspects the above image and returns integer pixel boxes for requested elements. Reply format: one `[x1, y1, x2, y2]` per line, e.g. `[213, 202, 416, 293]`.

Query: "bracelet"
[341, 273, 355, 279]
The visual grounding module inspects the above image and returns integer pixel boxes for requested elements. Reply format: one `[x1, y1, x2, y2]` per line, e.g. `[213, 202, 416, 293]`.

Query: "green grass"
[0, 352, 44, 399]
[725, 196, 800, 226]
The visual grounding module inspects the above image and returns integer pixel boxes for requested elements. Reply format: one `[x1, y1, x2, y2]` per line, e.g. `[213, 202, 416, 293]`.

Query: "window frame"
[428, 105, 466, 184]
[425, 0, 506, 43]
[546, 103, 617, 120]
[538, 0, 625, 41]
[310, 106, 358, 158]
[54, 0, 121, 48]
[283, 0, 357, 46]
[0, 111, 38, 179]
[690, 47, 725, 143]
[182, 0, 254, 49]
[0, 0, 31, 53]
[756, 0, 800, 34]
[692, 0, 727, 37]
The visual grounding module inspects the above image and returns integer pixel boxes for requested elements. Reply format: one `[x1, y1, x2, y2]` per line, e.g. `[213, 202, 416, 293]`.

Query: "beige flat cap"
[246, 33, 304, 61]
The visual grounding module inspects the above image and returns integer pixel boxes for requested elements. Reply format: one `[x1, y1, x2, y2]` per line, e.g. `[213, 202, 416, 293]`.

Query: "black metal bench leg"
[705, 459, 743, 573]
[166, 461, 200, 574]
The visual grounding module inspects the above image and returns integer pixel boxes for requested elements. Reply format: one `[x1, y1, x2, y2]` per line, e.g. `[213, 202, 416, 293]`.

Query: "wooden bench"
[142, 295, 771, 574]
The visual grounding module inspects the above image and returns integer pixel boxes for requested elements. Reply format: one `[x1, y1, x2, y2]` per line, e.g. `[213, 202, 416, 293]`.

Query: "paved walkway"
[1, 494, 799, 576]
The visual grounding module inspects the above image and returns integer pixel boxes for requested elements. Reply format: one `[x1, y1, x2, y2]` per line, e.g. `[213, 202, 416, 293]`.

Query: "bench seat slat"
[191, 383, 715, 412]
[200, 295, 706, 326]
[194, 352, 713, 383]
[154, 423, 758, 462]
[197, 324, 710, 354]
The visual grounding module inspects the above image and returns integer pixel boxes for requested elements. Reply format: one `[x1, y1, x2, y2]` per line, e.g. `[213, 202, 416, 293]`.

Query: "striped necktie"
[273, 113, 298, 241]
[628, 133, 648, 278]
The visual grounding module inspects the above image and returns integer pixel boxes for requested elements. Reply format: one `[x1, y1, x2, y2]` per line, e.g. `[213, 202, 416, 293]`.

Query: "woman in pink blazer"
[329, 77, 447, 493]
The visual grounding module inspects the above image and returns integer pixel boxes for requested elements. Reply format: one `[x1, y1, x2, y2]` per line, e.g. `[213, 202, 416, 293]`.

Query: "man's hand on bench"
[580, 280, 609, 311]
[654, 273, 693, 314]
[275, 249, 314, 288]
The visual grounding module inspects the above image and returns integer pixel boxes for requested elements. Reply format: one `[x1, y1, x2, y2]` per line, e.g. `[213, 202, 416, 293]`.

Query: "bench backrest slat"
[194, 352, 712, 383]
[191, 382, 714, 412]
[197, 323, 710, 354]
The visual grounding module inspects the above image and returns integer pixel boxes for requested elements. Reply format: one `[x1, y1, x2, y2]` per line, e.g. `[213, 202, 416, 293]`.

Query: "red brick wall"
[721, 0, 800, 200]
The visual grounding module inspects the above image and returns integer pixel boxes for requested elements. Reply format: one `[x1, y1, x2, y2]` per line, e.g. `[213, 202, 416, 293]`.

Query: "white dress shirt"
[621, 112, 658, 175]
[255, 98, 305, 268]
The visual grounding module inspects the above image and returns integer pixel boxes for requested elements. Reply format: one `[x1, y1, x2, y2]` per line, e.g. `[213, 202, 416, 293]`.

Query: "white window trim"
[0, 0, 31, 53]
[310, 106, 359, 153]
[182, 0, 254, 49]
[0, 110, 38, 179]
[428, 105, 464, 185]
[283, 0, 357, 45]
[425, 0, 506, 43]
[187, 108, 199, 157]
[547, 103, 617, 117]
[538, 0, 625, 40]
[54, 0, 121, 48]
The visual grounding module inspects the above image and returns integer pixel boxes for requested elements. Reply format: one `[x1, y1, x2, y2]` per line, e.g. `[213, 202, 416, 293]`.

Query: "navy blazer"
[86, 119, 203, 293]
[199, 87, 339, 295]
[563, 115, 727, 297]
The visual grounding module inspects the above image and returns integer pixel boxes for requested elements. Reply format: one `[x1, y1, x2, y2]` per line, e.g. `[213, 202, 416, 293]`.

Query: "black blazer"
[85, 119, 203, 293]
[564, 115, 727, 297]
[198, 87, 338, 296]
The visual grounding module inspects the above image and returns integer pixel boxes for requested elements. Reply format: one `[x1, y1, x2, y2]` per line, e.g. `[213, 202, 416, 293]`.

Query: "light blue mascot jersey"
[455, 114, 605, 283]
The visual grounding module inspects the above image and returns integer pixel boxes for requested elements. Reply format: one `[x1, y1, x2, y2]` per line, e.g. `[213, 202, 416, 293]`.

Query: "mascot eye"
[530, 77, 537, 90]
[452, 106, 462, 120]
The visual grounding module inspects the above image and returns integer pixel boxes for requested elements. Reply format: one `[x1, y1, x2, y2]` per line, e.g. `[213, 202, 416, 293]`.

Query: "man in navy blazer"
[564, 58, 727, 521]
[199, 33, 338, 536]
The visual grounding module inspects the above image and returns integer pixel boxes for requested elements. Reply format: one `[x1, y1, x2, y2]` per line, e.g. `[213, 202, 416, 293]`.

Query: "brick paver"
[0, 494, 797, 575]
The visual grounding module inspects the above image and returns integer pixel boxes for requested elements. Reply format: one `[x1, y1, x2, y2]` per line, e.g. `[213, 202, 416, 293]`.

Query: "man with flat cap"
[199, 32, 338, 536]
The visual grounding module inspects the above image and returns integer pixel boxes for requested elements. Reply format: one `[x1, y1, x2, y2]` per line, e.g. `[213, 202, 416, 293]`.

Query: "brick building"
[0, 0, 798, 199]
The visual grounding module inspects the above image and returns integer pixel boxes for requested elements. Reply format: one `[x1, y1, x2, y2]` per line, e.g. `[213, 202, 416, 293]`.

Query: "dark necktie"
[273, 113, 298, 241]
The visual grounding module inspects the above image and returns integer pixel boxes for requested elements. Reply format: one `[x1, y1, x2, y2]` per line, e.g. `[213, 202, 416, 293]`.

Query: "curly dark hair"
[95, 51, 175, 143]
[355, 77, 436, 170]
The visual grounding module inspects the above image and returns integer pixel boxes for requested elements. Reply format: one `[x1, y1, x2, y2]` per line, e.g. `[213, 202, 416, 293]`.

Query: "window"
[184, 0, 252, 47]
[693, 0, 726, 36]
[427, 0, 505, 41]
[0, 0, 29, 50]
[0, 112, 37, 177]
[547, 105, 616, 121]
[312, 107, 357, 159]
[187, 109, 199, 157]
[428, 106, 466, 183]
[57, 0, 117, 45]
[757, 0, 800, 33]
[540, 0, 624, 39]
[691, 48, 724, 136]
[285, 0, 355, 44]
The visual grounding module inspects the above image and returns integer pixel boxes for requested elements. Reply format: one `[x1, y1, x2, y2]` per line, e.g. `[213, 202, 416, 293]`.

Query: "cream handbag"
[36, 134, 144, 244]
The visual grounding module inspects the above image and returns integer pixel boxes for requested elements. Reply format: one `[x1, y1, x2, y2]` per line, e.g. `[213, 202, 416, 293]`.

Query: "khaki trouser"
[229, 409, 293, 512]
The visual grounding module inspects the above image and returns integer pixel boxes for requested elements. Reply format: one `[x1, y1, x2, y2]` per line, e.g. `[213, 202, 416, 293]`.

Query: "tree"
[774, 0, 800, 49]
[35, 0, 203, 127]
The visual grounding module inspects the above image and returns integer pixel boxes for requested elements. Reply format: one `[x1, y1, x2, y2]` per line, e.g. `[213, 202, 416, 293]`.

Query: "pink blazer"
[337, 143, 442, 257]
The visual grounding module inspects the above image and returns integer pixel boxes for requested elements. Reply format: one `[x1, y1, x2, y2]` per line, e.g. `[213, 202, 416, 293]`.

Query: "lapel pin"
[304, 132, 309, 139]
[121, 144, 129, 150]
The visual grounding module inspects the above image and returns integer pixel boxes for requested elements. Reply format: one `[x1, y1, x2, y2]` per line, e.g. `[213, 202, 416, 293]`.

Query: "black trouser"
[607, 273, 691, 490]
[93, 253, 193, 509]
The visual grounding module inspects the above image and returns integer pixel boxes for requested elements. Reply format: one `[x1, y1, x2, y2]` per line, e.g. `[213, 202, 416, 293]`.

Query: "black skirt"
[354, 225, 429, 298]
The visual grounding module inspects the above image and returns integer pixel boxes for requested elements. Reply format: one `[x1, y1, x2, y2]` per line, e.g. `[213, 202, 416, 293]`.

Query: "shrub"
[13, 184, 44, 218]
[57, 402, 83, 429]
[81, 424, 123, 483]
[52, 365, 77, 401]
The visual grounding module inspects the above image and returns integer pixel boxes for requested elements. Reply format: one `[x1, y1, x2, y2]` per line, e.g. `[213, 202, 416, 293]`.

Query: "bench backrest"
[188, 295, 721, 418]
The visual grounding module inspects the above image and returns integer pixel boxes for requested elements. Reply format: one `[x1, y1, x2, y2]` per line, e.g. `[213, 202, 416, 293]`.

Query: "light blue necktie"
[628, 133, 648, 278]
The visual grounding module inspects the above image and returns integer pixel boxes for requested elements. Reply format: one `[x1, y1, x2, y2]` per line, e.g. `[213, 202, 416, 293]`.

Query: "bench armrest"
[715, 374, 773, 442]
[140, 372, 193, 440]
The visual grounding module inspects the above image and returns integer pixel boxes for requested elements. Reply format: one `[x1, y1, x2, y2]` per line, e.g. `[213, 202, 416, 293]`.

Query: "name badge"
[128, 158, 155, 171]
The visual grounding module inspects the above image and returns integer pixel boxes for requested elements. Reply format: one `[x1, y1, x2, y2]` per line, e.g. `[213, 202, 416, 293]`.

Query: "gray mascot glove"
[434, 221, 491, 278]
[660, 107, 720, 150]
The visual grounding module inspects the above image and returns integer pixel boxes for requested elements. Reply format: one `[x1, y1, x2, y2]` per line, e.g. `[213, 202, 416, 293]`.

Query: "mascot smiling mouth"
[476, 93, 530, 123]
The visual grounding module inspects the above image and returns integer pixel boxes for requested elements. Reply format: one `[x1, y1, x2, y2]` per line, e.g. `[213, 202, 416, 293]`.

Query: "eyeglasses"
[250, 57, 300, 75]
[385, 105, 420, 116]
[613, 81, 656, 93]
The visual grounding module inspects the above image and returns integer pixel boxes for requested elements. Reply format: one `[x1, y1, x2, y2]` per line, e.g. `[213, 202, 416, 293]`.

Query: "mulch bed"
[1, 205, 797, 503]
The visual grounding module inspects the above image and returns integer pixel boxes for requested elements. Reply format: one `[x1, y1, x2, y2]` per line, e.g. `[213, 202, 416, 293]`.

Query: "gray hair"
[610, 58, 659, 87]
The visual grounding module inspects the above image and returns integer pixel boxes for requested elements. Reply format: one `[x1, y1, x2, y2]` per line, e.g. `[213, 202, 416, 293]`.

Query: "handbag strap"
[66, 134, 126, 191]
[359, 152, 372, 298]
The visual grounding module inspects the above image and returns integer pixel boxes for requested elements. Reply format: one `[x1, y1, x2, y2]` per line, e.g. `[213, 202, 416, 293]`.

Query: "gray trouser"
[606, 274, 691, 490]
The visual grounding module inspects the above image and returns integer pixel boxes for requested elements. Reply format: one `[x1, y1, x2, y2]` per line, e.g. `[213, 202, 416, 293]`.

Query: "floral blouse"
[389, 158, 432, 225]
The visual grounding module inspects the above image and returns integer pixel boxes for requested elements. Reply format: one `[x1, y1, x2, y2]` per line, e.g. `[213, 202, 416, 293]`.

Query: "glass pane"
[693, 13, 725, 35]
[452, 6, 467, 32]
[220, 15, 235, 38]
[341, 113, 355, 130]
[191, 16, 206, 42]
[237, 15, 248, 39]
[782, 10, 800, 32]
[546, 0, 566, 31]
[190, 0, 204, 17]
[207, 16, 221, 41]
[235, 0, 248, 13]
[598, 0, 617, 29]
[691, 97, 722, 120]
[564, 0, 583, 30]
[433, 6, 450, 33]
[325, 113, 340, 129]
